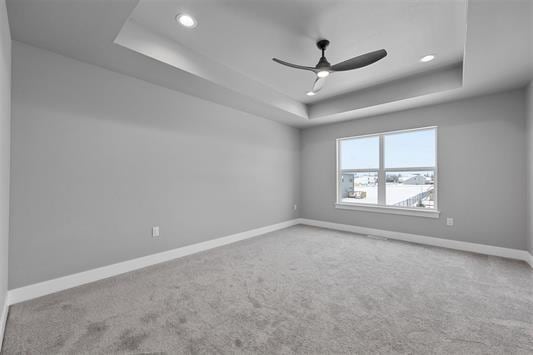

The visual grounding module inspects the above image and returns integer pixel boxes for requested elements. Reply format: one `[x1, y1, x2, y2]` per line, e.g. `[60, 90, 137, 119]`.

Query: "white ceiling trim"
[114, 9, 467, 126]
[309, 63, 463, 119]
[115, 19, 309, 121]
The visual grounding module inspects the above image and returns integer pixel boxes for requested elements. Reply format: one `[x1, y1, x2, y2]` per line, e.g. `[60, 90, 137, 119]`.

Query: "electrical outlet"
[152, 226, 160, 237]
[293, 204, 297, 211]
[446, 218, 454, 226]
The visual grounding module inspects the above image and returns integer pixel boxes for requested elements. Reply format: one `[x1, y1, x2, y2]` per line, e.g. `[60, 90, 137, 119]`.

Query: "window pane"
[385, 129, 435, 168]
[340, 136, 379, 170]
[385, 171, 435, 209]
[340, 172, 378, 205]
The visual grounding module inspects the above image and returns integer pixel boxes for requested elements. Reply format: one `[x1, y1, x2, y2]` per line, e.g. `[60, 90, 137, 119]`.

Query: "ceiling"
[5, 0, 533, 127]
[129, 0, 466, 103]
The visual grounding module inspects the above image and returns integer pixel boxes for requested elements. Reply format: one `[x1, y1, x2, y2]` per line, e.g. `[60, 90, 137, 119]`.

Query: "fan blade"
[331, 49, 387, 72]
[272, 58, 316, 71]
[312, 76, 327, 93]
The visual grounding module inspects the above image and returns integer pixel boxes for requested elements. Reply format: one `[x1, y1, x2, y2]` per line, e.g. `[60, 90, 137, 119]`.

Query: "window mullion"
[378, 135, 386, 205]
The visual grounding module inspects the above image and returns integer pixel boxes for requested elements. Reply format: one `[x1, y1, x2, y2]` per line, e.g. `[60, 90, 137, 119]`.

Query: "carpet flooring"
[2, 225, 532, 354]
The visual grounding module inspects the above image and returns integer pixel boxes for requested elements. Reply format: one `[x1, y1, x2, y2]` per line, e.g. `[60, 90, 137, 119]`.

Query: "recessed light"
[420, 55, 435, 63]
[306, 91, 316, 96]
[176, 13, 197, 28]
[317, 70, 330, 78]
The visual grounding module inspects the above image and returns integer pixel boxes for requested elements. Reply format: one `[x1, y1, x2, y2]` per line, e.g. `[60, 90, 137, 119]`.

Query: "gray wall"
[0, 0, 11, 310]
[6, 40, 531, 291]
[9, 42, 300, 289]
[301, 90, 528, 250]
[526, 81, 533, 254]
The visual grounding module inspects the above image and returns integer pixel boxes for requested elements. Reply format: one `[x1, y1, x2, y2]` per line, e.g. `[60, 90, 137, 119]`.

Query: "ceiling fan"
[272, 39, 387, 96]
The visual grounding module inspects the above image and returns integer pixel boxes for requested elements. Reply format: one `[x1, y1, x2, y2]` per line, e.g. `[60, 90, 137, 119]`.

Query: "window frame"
[335, 126, 439, 218]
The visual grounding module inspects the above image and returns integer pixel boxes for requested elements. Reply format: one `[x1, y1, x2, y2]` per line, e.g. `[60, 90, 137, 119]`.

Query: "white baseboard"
[298, 218, 533, 267]
[0, 298, 8, 351]
[527, 252, 533, 268]
[7, 219, 299, 305]
[6, 217, 531, 307]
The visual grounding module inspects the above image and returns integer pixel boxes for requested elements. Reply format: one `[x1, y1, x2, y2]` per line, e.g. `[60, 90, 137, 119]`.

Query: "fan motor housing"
[316, 56, 331, 69]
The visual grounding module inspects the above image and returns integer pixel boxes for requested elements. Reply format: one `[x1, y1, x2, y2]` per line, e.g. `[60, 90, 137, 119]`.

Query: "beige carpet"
[2, 225, 532, 354]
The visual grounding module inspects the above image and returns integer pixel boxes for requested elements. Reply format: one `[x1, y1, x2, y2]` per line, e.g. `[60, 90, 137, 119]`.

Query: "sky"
[340, 129, 435, 170]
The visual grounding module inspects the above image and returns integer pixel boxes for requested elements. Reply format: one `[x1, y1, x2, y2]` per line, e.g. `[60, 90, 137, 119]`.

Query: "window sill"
[335, 203, 440, 218]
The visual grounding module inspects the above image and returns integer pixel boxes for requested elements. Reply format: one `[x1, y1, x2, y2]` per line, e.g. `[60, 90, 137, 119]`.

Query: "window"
[336, 127, 438, 217]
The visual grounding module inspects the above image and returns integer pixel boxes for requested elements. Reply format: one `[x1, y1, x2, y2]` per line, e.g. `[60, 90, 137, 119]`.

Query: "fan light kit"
[420, 54, 435, 62]
[176, 13, 197, 28]
[273, 39, 387, 96]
